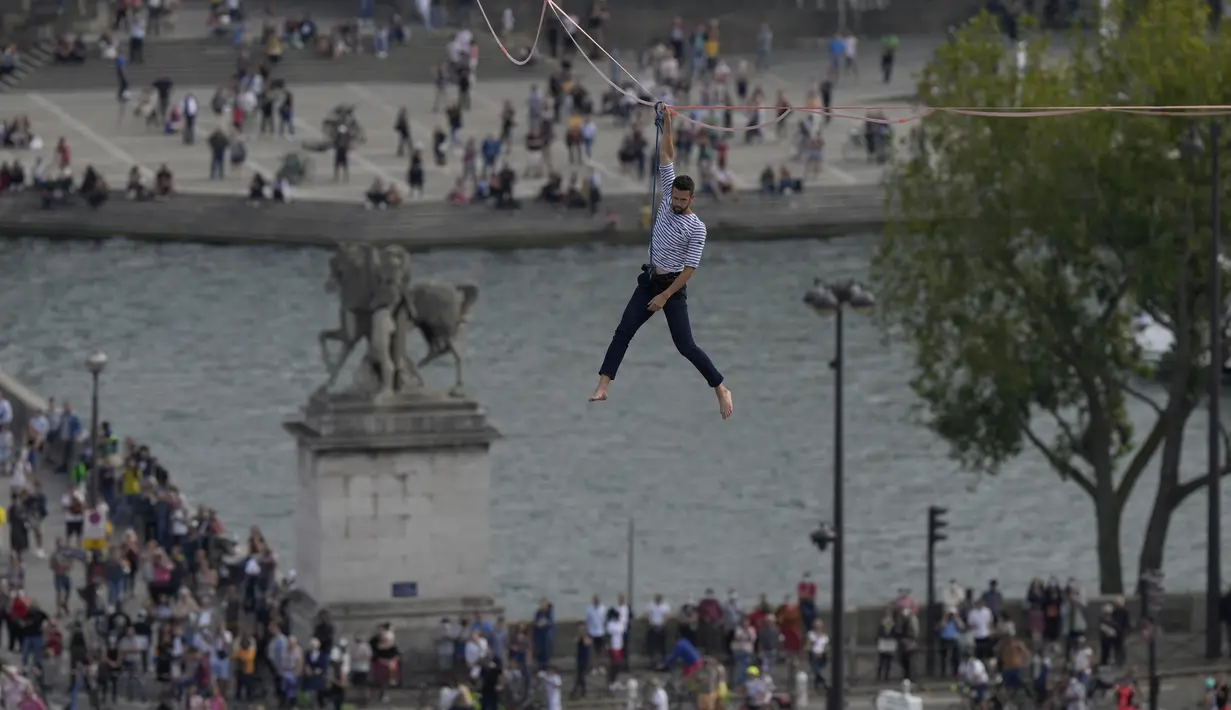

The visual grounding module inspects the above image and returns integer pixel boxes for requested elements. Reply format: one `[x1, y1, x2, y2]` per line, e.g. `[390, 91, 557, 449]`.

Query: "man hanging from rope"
[588, 106, 734, 420]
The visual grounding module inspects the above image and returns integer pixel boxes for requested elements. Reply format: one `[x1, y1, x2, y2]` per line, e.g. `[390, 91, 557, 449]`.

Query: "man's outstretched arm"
[659, 107, 675, 164]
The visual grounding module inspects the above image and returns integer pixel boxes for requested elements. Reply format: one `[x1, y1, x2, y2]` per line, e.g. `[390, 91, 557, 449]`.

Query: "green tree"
[873, 0, 1231, 592]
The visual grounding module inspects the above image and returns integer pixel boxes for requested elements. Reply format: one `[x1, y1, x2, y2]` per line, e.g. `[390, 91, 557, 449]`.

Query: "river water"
[1, 236, 1228, 613]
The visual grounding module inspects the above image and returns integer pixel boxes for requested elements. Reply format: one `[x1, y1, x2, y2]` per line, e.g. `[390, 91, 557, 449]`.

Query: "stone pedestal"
[284, 391, 501, 637]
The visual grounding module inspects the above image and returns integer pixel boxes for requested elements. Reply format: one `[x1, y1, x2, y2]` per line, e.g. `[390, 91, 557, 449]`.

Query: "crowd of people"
[405, 7, 898, 213]
[0, 389, 412, 710]
[8, 0, 903, 214]
[0, 137, 115, 209]
[0, 116, 37, 151]
[7, 382, 1231, 710]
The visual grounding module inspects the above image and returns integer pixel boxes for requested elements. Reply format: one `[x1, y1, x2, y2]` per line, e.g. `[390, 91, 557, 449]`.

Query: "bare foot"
[716, 384, 734, 420]
[589, 375, 612, 403]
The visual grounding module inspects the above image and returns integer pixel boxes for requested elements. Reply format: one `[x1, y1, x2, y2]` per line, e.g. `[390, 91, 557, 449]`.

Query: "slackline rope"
[647, 101, 665, 272]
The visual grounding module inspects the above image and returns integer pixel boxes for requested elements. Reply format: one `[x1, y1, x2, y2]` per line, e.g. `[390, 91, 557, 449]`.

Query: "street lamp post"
[1207, 119, 1223, 661]
[85, 350, 108, 509]
[1182, 124, 1223, 661]
[803, 278, 875, 710]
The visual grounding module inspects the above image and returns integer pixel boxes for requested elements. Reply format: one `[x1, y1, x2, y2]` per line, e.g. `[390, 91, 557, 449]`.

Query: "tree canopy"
[873, 0, 1231, 592]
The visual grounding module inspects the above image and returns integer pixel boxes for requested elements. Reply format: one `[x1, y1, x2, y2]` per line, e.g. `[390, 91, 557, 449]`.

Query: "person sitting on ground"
[494, 164, 518, 210]
[776, 166, 802, 195]
[247, 173, 267, 204]
[714, 166, 735, 198]
[3, 160, 25, 190]
[154, 165, 174, 198]
[565, 173, 587, 209]
[80, 165, 100, 195]
[97, 32, 117, 60]
[759, 165, 776, 195]
[385, 185, 403, 207]
[39, 167, 73, 208]
[472, 175, 492, 202]
[281, 15, 304, 48]
[448, 177, 469, 204]
[80, 166, 108, 208]
[28, 156, 49, 188]
[163, 104, 183, 136]
[126, 165, 151, 200]
[365, 178, 388, 209]
[0, 45, 19, 77]
[538, 173, 563, 204]
[54, 35, 86, 63]
[298, 14, 318, 48]
[273, 176, 290, 203]
[1, 115, 33, 148]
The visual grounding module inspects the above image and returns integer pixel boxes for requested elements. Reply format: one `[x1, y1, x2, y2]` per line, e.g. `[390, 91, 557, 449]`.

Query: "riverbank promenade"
[1, 357, 1229, 710]
[2, 33, 927, 205]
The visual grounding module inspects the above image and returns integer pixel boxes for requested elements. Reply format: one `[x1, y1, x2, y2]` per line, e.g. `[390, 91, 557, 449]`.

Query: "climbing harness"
[640, 102, 667, 287]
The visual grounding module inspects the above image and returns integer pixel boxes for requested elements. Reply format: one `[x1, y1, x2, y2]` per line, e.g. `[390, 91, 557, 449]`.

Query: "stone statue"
[318, 243, 421, 398]
[398, 280, 480, 395]
[318, 243, 479, 398]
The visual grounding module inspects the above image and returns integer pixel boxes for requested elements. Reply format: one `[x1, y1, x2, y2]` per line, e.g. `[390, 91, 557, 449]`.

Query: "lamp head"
[85, 350, 108, 375]
[848, 283, 876, 312]
[803, 280, 839, 316]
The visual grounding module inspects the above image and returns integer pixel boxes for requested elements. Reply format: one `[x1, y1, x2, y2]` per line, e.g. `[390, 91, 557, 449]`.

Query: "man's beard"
[671, 205, 685, 214]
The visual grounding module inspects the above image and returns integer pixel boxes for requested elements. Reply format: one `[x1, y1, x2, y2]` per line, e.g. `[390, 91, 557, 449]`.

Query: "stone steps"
[0, 38, 55, 92]
[524, 0, 986, 57]
[16, 31, 545, 92]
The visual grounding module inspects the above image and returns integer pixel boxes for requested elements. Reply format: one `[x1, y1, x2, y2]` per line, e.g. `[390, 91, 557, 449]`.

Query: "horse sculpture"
[398, 280, 480, 395]
[317, 243, 478, 397]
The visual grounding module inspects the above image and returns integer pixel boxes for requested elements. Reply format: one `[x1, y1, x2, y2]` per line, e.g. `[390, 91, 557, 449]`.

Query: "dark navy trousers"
[598, 272, 724, 388]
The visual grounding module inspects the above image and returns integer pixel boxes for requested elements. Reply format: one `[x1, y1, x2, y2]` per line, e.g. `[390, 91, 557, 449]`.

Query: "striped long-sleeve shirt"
[649, 162, 707, 272]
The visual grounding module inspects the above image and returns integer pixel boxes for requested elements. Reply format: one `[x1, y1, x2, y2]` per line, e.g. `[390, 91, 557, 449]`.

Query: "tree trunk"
[1095, 491, 1125, 594]
[1138, 479, 1179, 575]
[1138, 373, 1190, 576]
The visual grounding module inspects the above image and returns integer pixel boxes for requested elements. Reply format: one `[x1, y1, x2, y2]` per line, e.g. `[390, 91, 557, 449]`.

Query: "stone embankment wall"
[0, 188, 887, 250]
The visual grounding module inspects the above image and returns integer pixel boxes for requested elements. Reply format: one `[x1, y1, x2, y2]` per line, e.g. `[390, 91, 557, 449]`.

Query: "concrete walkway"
[1, 35, 917, 203]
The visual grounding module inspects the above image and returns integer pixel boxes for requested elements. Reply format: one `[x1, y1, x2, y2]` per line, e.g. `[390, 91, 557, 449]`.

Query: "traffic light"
[928, 506, 949, 547]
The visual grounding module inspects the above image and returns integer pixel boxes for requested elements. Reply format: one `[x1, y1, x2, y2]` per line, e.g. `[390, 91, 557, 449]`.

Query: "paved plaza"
[1, 41, 920, 204]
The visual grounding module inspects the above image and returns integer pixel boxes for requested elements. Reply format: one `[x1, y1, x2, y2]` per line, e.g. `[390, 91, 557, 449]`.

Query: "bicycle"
[663, 671, 700, 710]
